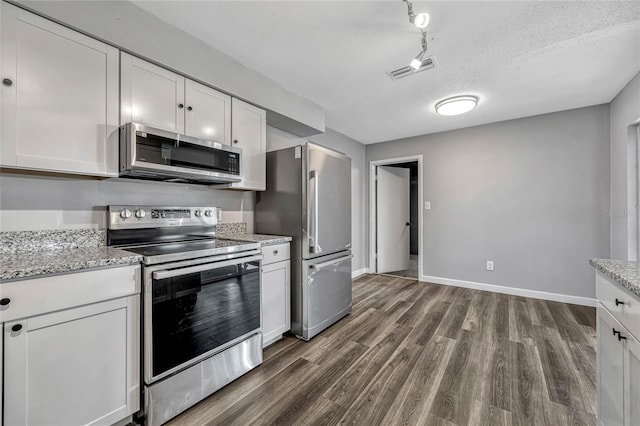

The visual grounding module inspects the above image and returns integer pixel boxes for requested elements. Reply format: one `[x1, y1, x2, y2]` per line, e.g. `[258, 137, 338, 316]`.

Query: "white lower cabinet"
[261, 243, 290, 348]
[626, 335, 640, 426]
[597, 305, 626, 426]
[1, 265, 140, 426]
[596, 272, 640, 426]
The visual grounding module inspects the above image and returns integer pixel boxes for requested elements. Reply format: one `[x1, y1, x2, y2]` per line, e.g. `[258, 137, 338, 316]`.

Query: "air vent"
[386, 55, 438, 80]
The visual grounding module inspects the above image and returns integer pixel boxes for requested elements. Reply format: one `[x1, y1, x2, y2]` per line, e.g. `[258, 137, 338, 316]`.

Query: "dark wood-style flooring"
[168, 274, 597, 425]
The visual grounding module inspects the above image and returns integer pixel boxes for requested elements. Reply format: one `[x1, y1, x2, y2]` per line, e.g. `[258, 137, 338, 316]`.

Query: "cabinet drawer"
[261, 243, 290, 265]
[597, 271, 640, 340]
[0, 265, 140, 322]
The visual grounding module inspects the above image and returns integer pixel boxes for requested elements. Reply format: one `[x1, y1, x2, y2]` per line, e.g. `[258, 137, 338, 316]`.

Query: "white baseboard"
[420, 274, 596, 307]
[352, 268, 369, 279]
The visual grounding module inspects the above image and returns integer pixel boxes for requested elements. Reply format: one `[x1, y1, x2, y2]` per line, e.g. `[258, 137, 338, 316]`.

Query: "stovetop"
[123, 238, 261, 265]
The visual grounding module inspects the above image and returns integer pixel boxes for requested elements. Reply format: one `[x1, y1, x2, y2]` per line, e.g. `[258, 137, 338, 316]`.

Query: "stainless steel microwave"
[119, 123, 242, 184]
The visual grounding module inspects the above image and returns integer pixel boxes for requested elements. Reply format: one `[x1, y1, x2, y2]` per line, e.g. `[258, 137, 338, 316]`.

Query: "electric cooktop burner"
[123, 239, 260, 265]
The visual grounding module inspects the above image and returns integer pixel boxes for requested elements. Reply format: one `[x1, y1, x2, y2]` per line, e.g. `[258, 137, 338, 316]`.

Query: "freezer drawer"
[300, 251, 352, 340]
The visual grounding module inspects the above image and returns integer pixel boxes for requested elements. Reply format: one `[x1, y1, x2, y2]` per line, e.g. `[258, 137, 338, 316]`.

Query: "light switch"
[424, 201, 431, 210]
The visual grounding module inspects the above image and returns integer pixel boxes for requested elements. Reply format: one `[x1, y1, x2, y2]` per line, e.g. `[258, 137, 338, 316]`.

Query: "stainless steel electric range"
[107, 206, 263, 426]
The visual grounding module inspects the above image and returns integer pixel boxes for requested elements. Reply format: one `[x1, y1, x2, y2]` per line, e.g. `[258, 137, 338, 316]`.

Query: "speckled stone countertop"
[220, 234, 292, 246]
[590, 259, 640, 298]
[1, 229, 141, 282]
[217, 222, 292, 247]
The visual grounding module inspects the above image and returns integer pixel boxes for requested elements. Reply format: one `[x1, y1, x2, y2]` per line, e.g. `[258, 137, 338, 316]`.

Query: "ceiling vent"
[386, 55, 438, 80]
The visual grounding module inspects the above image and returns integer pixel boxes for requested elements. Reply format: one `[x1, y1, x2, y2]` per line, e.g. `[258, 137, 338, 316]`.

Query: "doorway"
[369, 155, 423, 280]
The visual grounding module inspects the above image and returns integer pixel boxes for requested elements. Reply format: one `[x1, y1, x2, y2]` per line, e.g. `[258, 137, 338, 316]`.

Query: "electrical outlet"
[486, 261, 494, 271]
[424, 201, 431, 210]
[217, 209, 223, 221]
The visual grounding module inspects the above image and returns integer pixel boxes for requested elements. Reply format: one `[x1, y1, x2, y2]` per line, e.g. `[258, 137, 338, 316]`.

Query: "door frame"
[369, 155, 423, 279]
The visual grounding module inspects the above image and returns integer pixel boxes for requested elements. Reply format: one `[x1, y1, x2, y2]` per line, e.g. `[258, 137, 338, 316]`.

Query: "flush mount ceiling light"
[435, 96, 479, 116]
[402, 0, 430, 71]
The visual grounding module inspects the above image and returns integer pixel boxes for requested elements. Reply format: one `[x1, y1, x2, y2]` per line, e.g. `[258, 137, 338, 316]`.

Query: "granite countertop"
[216, 222, 291, 247]
[590, 258, 640, 298]
[219, 234, 292, 247]
[1, 246, 142, 282]
[1, 229, 142, 282]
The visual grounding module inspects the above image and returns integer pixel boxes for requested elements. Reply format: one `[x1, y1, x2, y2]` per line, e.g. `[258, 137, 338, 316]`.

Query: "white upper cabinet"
[0, 2, 119, 177]
[185, 79, 231, 143]
[229, 98, 266, 191]
[120, 52, 185, 133]
[120, 54, 231, 144]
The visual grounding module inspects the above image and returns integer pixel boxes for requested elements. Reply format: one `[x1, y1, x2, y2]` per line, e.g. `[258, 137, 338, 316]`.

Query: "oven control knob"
[195, 210, 203, 217]
[120, 209, 132, 219]
[135, 209, 146, 219]
[204, 210, 212, 217]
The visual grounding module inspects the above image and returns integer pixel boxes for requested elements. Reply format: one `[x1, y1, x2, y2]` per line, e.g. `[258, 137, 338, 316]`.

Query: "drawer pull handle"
[11, 324, 22, 333]
[2, 78, 13, 87]
[615, 298, 625, 306]
[0, 298, 10, 306]
[273, 250, 278, 255]
[613, 328, 628, 341]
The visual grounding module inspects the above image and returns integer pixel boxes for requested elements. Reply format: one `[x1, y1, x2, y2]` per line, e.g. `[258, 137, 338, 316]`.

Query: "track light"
[410, 51, 425, 70]
[413, 12, 430, 29]
[404, 0, 430, 29]
[409, 31, 428, 70]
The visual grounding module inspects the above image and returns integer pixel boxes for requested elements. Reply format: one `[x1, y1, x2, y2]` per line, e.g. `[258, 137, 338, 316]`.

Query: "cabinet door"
[1, 3, 119, 176]
[184, 79, 231, 143]
[261, 260, 290, 348]
[4, 296, 140, 426]
[229, 98, 267, 190]
[120, 52, 185, 133]
[625, 334, 640, 426]
[597, 304, 625, 426]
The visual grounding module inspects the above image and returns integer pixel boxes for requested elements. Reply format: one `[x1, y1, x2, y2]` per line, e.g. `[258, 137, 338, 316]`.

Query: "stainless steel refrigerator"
[256, 142, 352, 340]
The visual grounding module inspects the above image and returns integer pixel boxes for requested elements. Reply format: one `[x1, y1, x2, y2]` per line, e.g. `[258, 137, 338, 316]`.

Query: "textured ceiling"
[134, 1, 640, 144]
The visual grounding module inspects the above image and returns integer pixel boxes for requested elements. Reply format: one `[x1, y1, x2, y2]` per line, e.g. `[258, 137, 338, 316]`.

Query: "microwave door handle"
[309, 254, 353, 270]
[152, 254, 263, 280]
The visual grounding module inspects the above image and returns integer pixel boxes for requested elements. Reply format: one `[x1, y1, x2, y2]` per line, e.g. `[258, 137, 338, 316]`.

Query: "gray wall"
[609, 72, 640, 260]
[265, 127, 367, 273]
[367, 105, 610, 299]
[0, 172, 255, 230]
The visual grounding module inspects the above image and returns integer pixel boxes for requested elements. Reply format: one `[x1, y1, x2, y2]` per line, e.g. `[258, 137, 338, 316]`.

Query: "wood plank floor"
[167, 274, 596, 426]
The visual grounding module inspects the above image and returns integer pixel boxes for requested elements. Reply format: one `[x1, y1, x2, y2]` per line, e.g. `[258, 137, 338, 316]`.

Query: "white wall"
[367, 105, 610, 302]
[266, 127, 367, 274]
[609, 72, 640, 260]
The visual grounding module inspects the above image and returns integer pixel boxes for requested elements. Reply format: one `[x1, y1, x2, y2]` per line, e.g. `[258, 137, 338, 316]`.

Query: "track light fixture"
[410, 31, 428, 71]
[403, 0, 430, 30]
[403, 0, 430, 70]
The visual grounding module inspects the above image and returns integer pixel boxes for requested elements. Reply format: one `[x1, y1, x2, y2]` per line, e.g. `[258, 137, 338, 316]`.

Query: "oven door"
[143, 254, 262, 384]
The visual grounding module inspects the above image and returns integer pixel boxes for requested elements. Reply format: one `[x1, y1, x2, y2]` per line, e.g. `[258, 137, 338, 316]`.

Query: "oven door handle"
[152, 255, 263, 280]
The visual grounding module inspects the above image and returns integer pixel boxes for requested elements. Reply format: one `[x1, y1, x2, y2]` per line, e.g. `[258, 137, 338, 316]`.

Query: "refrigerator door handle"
[309, 254, 353, 270]
[309, 170, 320, 253]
